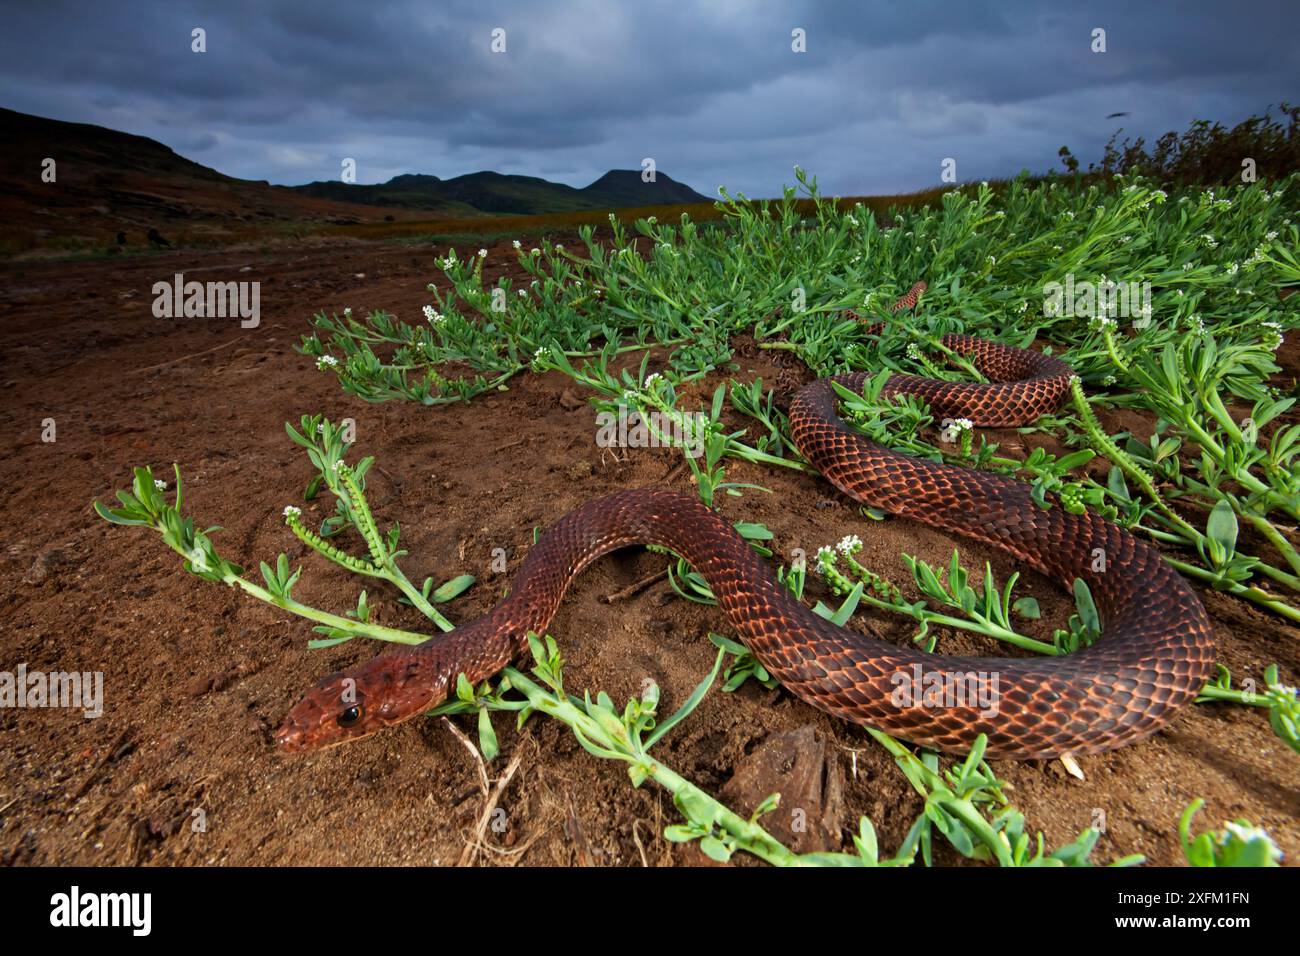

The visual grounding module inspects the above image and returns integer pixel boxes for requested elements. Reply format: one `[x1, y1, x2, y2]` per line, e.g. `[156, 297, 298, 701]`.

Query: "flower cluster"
[939, 418, 974, 443]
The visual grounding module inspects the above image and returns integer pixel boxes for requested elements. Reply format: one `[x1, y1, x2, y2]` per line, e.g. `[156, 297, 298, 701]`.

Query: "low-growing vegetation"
[98, 148, 1299, 864]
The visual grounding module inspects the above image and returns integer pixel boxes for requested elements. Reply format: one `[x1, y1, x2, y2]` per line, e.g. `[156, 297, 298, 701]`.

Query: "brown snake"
[274, 282, 1215, 759]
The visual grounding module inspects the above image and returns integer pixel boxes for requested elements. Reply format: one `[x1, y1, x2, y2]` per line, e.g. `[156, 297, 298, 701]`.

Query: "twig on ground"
[602, 567, 669, 603]
[129, 333, 252, 375]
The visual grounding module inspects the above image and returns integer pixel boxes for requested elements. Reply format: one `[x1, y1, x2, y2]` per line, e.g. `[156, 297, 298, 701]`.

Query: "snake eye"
[337, 705, 363, 728]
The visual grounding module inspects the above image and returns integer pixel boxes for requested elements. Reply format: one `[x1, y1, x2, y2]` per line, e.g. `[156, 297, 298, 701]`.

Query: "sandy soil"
[0, 237, 1296, 866]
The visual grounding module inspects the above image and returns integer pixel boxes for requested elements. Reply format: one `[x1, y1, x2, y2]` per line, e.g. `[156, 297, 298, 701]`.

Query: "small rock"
[183, 675, 215, 696]
[566, 460, 594, 481]
[558, 388, 586, 411]
[22, 545, 69, 585]
[719, 725, 845, 854]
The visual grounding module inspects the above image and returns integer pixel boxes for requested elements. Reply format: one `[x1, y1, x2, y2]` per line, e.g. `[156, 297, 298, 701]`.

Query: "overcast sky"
[3, 1, 1297, 197]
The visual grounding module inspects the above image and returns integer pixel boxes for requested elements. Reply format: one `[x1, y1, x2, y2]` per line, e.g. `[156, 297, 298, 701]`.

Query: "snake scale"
[274, 282, 1215, 759]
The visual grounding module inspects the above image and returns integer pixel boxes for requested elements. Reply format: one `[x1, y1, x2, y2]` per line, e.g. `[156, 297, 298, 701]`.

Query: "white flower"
[518, 289, 528, 297]
[332, 459, 345, 471]
[512, 239, 522, 249]
[835, 534, 862, 555]
[478, 248, 488, 258]
[283, 505, 302, 519]
[533, 346, 548, 359]
[423, 305, 445, 324]
[815, 546, 835, 566]
[154, 479, 167, 491]
[644, 373, 663, 388]
[343, 307, 352, 317]
[530, 248, 540, 256]
[555, 243, 564, 252]
[316, 355, 339, 369]
[939, 419, 973, 443]
[1183, 262, 1194, 271]
[1266, 230, 1279, 242]
[1226, 262, 1240, 276]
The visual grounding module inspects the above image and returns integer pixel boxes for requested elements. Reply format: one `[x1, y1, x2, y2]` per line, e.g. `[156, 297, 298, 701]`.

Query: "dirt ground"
[1, 236, 1296, 867]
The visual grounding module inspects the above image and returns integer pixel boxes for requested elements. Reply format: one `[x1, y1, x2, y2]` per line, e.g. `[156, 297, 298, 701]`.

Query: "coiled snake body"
[275, 283, 1215, 758]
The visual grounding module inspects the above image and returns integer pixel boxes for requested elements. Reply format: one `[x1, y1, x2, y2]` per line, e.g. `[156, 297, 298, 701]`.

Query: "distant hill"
[580, 169, 711, 207]
[0, 107, 711, 254]
[291, 173, 477, 215]
[291, 168, 711, 215]
[0, 107, 431, 253]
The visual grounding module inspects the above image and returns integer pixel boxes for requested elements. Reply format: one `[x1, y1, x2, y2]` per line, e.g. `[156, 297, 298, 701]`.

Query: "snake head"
[273, 652, 452, 753]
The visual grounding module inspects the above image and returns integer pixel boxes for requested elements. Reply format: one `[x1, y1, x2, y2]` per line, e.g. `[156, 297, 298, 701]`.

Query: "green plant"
[92, 436, 914, 867]
[434, 633, 916, 866]
[304, 168, 1298, 621]
[1179, 799, 1283, 866]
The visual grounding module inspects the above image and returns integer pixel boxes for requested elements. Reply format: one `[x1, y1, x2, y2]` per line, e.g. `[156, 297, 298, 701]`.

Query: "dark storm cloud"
[2, 0, 1296, 196]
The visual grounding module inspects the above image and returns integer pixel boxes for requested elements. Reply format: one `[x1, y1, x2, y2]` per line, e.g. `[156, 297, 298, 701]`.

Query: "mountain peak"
[582, 169, 710, 205]
[384, 173, 441, 186]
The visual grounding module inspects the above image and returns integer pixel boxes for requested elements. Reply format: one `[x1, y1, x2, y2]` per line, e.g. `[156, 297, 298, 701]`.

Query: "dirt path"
[1, 240, 1296, 866]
